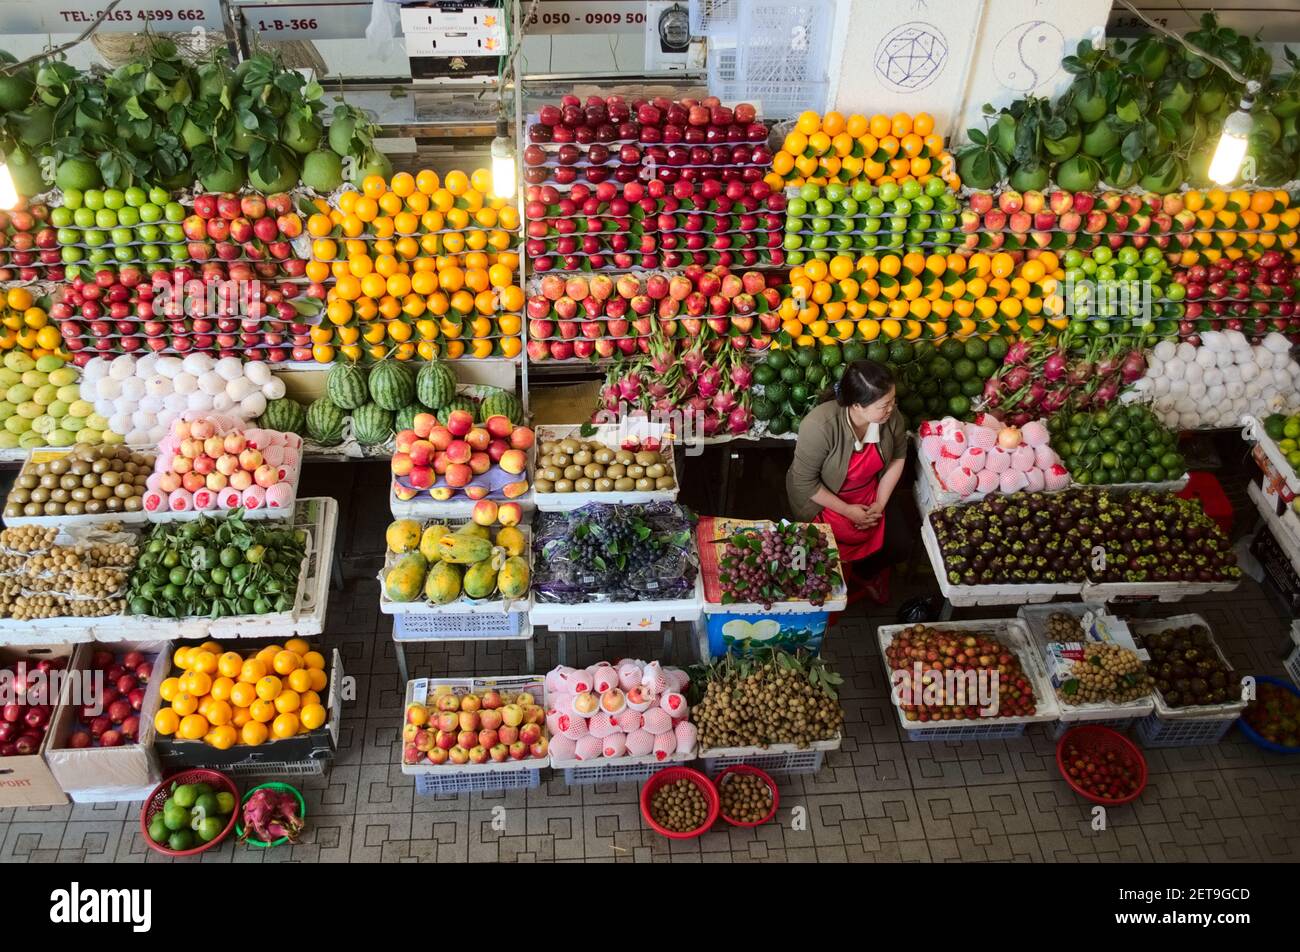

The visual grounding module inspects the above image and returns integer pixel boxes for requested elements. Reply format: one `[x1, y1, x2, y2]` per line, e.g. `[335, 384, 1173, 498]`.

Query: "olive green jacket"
[785, 402, 908, 522]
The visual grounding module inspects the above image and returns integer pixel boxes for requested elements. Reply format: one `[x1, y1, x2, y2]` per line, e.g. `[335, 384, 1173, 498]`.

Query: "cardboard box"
[0, 644, 74, 808]
[153, 641, 342, 771]
[44, 640, 168, 804]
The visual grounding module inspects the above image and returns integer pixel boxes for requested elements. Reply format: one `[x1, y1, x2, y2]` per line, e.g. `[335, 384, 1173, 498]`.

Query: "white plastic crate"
[558, 751, 693, 786]
[1242, 415, 1300, 495]
[698, 738, 836, 776]
[415, 768, 540, 795]
[1128, 614, 1246, 748]
[1, 448, 152, 529]
[877, 619, 1061, 741]
[392, 612, 528, 641]
[532, 421, 680, 512]
[703, 0, 833, 118]
[530, 573, 704, 632]
[920, 512, 1079, 607]
[689, 0, 742, 34]
[378, 520, 533, 618]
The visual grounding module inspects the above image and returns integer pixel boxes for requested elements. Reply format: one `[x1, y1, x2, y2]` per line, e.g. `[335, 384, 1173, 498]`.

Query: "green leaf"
[1121, 128, 1145, 163]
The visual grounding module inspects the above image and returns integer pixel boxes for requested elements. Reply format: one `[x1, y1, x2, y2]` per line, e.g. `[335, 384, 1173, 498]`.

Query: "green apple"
[83, 189, 105, 211]
[149, 186, 170, 205]
[124, 186, 147, 208]
[103, 188, 125, 210]
[164, 201, 185, 222]
[62, 188, 84, 210]
[73, 207, 97, 228]
[139, 203, 162, 223]
[94, 208, 117, 229]
[116, 206, 140, 227]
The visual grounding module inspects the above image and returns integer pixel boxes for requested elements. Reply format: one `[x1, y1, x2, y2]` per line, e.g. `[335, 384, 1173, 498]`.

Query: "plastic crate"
[704, 0, 833, 118]
[689, 0, 742, 34]
[698, 736, 838, 776]
[560, 755, 689, 786]
[224, 758, 329, 779]
[1128, 614, 1246, 748]
[392, 611, 526, 640]
[1051, 717, 1138, 740]
[415, 768, 540, 795]
[878, 619, 1062, 741]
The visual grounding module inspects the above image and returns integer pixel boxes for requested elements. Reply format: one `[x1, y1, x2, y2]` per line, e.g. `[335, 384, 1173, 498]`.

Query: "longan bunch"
[649, 779, 710, 833]
[21, 568, 130, 598]
[0, 526, 57, 554]
[1045, 612, 1085, 640]
[26, 542, 137, 574]
[693, 664, 843, 750]
[1060, 644, 1153, 705]
[3, 594, 125, 620]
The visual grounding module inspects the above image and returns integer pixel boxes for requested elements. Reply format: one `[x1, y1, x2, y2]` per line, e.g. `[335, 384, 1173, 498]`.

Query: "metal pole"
[513, 0, 530, 414]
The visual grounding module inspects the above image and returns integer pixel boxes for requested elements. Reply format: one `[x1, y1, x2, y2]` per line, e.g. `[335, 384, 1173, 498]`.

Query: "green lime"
[172, 783, 198, 809]
[753, 364, 777, 385]
[794, 348, 815, 368]
[985, 336, 1009, 361]
[867, 341, 889, 364]
[167, 829, 195, 852]
[1146, 464, 1167, 482]
[952, 358, 975, 381]
[929, 356, 952, 379]
[148, 815, 170, 843]
[163, 803, 189, 832]
[765, 350, 789, 371]
[194, 792, 219, 817]
[197, 816, 225, 843]
[1283, 419, 1300, 440]
[939, 338, 965, 361]
[1263, 414, 1286, 440]
[963, 338, 988, 360]
[947, 395, 971, 417]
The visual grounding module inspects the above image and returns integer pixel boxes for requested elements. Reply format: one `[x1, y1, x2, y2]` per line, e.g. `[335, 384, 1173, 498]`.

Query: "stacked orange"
[1168, 188, 1300, 267]
[153, 639, 330, 749]
[305, 168, 523, 363]
[0, 289, 62, 358]
[776, 250, 1066, 346]
[767, 111, 962, 194]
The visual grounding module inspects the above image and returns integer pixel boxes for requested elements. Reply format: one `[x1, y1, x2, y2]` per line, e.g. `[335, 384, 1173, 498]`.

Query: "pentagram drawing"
[874, 22, 948, 93]
[993, 20, 1065, 93]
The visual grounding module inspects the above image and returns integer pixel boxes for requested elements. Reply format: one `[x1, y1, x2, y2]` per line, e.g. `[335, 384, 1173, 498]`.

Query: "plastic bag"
[896, 595, 942, 625]
[365, 0, 404, 59]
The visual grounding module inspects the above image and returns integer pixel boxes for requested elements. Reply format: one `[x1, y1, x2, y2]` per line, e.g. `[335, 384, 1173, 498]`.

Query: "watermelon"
[416, 360, 456, 409]
[369, 361, 415, 411]
[441, 395, 478, 422]
[479, 387, 523, 425]
[395, 403, 425, 432]
[327, 361, 368, 410]
[306, 398, 346, 445]
[259, 397, 306, 435]
[353, 402, 395, 445]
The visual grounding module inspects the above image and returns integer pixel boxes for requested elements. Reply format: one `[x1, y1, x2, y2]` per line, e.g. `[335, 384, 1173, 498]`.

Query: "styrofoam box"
[1128, 614, 1247, 724]
[1243, 414, 1300, 495]
[532, 421, 680, 512]
[530, 573, 704, 632]
[2, 448, 151, 529]
[919, 505, 1079, 608]
[1016, 603, 1155, 724]
[400, 676, 550, 776]
[701, 520, 848, 614]
[877, 619, 1061, 736]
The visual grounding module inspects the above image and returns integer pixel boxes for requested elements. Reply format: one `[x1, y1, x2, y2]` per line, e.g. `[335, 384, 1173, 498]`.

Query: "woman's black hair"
[821, 359, 895, 408]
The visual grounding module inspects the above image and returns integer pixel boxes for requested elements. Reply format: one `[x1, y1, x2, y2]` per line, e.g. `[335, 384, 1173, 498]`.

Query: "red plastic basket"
[640, 766, 719, 839]
[139, 769, 239, 857]
[714, 764, 780, 827]
[1056, 725, 1148, 806]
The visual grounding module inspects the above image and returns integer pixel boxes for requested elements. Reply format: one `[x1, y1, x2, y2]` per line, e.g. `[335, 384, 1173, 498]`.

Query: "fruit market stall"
[694, 516, 847, 658]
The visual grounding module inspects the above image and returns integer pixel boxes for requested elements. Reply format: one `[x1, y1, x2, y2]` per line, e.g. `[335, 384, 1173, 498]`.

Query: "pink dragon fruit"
[1011, 446, 1036, 472]
[1045, 464, 1071, 491]
[625, 729, 654, 756]
[966, 426, 998, 450]
[976, 468, 1000, 493]
[601, 733, 628, 758]
[999, 469, 1029, 493]
[574, 734, 603, 761]
[728, 405, 753, 436]
[680, 348, 707, 379]
[674, 720, 697, 754]
[984, 448, 1011, 474]
[653, 732, 679, 761]
[1033, 445, 1059, 469]
[947, 466, 978, 497]
[958, 447, 986, 473]
[1020, 420, 1049, 446]
[712, 389, 738, 415]
[602, 385, 621, 411]
[730, 363, 753, 390]
[1024, 467, 1046, 492]
[617, 374, 642, 401]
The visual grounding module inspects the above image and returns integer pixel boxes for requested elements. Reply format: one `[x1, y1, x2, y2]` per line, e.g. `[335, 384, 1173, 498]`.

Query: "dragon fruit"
[999, 469, 1029, 493]
[1024, 467, 1045, 491]
[618, 374, 642, 401]
[1011, 445, 1036, 472]
[680, 348, 707, 379]
[729, 363, 753, 389]
[984, 448, 1011, 473]
[1043, 351, 1068, 382]
[1004, 340, 1033, 366]
[712, 389, 738, 415]
[1045, 464, 1071, 491]
[976, 468, 1000, 493]
[1020, 420, 1049, 446]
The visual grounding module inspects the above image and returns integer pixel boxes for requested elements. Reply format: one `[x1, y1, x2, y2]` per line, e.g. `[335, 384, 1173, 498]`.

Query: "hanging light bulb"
[0, 160, 18, 211]
[1208, 81, 1259, 185]
[490, 118, 516, 199]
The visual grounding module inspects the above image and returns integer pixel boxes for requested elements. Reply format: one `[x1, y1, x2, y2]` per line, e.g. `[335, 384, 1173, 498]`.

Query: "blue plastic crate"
[414, 768, 541, 795]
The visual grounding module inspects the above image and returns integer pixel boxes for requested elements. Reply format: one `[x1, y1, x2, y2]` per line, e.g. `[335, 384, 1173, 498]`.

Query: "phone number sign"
[526, 0, 647, 34]
[2, 0, 221, 32]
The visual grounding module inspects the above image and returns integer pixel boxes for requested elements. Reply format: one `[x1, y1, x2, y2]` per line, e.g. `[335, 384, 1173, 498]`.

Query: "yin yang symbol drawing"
[994, 20, 1065, 93]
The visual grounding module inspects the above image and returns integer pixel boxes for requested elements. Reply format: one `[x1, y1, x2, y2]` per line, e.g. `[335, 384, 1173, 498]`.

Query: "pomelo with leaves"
[301, 149, 343, 193]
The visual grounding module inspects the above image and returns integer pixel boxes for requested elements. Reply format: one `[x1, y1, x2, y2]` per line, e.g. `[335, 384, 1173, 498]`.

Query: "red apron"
[817, 442, 886, 561]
